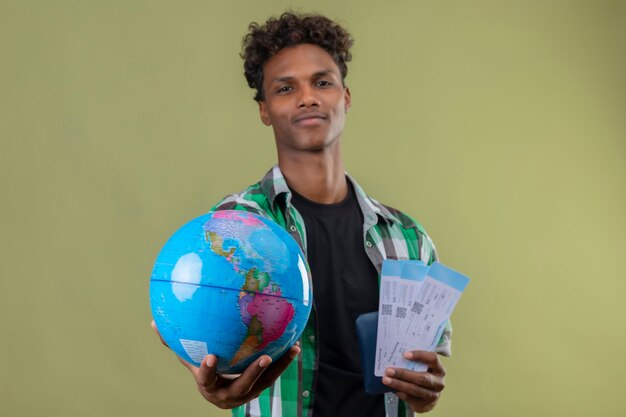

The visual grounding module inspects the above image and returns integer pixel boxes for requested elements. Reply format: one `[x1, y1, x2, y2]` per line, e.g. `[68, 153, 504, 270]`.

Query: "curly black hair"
[241, 12, 353, 102]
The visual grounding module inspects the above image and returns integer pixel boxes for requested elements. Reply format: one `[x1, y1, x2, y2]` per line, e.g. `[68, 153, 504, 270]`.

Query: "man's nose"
[297, 85, 320, 108]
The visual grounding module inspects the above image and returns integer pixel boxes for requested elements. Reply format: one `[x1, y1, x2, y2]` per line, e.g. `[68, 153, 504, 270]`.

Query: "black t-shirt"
[290, 182, 385, 417]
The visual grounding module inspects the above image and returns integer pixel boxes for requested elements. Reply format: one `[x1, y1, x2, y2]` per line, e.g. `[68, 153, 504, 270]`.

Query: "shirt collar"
[260, 165, 409, 227]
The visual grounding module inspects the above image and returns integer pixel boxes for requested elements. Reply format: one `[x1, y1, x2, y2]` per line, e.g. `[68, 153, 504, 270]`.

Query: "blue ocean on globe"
[150, 210, 312, 374]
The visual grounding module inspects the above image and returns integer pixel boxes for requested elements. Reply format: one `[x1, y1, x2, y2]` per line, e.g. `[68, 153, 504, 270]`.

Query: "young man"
[153, 12, 451, 417]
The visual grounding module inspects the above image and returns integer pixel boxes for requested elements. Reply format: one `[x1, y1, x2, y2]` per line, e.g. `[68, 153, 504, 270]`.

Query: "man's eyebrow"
[312, 69, 337, 78]
[270, 75, 296, 84]
[269, 69, 338, 84]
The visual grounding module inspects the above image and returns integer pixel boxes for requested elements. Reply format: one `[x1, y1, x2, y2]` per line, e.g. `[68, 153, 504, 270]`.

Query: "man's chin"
[277, 135, 339, 154]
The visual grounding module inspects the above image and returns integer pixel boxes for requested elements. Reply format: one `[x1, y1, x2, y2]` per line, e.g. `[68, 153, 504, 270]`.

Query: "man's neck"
[278, 146, 347, 204]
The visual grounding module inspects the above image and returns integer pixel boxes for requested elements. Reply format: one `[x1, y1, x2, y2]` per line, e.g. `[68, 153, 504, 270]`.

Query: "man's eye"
[276, 86, 292, 93]
[316, 80, 332, 87]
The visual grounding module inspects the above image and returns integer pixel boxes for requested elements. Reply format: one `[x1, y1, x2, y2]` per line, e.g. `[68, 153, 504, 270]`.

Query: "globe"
[150, 210, 312, 374]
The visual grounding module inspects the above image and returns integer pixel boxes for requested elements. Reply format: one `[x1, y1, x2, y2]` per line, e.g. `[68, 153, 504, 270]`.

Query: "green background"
[1, 1, 624, 416]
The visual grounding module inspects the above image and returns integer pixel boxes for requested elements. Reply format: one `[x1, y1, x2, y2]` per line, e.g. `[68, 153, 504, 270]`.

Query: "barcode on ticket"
[411, 302, 424, 314]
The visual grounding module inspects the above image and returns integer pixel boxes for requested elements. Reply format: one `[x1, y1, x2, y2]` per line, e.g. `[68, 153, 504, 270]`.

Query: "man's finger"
[385, 368, 444, 391]
[227, 355, 273, 397]
[256, 346, 300, 390]
[195, 355, 219, 389]
[404, 350, 446, 376]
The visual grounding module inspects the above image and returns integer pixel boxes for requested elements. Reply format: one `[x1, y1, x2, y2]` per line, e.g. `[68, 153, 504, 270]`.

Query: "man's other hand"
[382, 350, 446, 413]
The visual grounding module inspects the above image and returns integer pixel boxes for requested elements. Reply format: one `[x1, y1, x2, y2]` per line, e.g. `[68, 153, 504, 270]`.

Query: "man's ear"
[258, 101, 272, 126]
[344, 87, 352, 113]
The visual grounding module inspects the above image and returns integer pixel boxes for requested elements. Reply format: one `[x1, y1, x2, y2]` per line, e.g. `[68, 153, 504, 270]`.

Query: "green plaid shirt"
[211, 165, 452, 417]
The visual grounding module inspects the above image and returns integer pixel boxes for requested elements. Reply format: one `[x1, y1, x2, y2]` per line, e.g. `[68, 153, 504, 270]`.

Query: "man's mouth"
[293, 112, 327, 125]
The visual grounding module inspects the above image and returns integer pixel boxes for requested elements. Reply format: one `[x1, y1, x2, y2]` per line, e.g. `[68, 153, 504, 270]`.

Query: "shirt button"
[365, 241, 372, 248]
[302, 390, 310, 398]
[308, 335, 315, 343]
[290, 225, 297, 232]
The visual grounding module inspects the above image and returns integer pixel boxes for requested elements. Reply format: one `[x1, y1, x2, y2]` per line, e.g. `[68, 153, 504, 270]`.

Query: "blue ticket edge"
[427, 262, 470, 292]
[381, 259, 425, 278]
[401, 262, 429, 282]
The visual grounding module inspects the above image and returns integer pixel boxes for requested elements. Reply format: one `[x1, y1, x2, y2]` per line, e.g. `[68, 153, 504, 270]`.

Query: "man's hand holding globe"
[151, 320, 300, 409]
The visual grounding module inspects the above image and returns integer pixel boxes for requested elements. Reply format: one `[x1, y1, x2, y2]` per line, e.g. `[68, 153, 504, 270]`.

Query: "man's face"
[258, 43, 351, 155]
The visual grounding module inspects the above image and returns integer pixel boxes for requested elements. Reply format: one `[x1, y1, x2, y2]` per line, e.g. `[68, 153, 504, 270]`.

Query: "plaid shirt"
[212, 165, 452, 417]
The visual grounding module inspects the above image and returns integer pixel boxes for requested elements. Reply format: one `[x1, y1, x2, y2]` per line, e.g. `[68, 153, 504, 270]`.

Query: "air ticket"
[374, 260, 469, 376]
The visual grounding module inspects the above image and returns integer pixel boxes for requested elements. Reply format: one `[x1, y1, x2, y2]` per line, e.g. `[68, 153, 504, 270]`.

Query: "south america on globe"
[150, 210, 312, 374]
